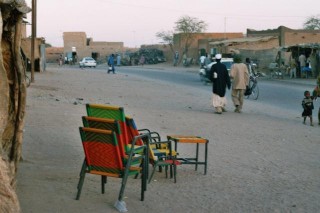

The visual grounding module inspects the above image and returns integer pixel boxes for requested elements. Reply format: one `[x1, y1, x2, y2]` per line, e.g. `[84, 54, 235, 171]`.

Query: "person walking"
[108, 54, 115, 74]
[208, 54, 231, 114]
[230, 55, 249, 113]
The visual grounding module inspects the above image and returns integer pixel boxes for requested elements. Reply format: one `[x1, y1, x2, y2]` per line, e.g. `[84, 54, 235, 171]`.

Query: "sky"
[24, 0, 320, 48]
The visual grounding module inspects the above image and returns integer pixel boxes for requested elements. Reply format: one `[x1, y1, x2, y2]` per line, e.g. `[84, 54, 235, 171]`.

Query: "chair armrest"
[138, 129, 161, 141]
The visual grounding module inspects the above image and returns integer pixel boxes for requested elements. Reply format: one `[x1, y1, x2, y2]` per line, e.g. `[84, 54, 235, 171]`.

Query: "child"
[302, 90, 314, 126]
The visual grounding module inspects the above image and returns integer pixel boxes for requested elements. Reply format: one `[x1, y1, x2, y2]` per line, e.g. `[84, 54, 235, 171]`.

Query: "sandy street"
[17, 64, 320, 213]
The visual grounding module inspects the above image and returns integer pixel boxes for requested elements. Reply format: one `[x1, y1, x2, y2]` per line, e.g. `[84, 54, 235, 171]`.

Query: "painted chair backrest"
[86, 104, 129, 147]
[79, 127, 123, 177]
[125, 116, 144, 146]
[82, 116, 125, 159]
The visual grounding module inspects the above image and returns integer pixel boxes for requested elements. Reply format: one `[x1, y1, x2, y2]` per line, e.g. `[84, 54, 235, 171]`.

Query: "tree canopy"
[303, 14, 320, 30]
[174, 15, 207, 34]
[156, 15, 207, 57]
[155, 30, 174, 52]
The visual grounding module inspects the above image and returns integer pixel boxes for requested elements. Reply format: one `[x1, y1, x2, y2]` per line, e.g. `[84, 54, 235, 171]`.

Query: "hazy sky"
[25, 0, 320, 47]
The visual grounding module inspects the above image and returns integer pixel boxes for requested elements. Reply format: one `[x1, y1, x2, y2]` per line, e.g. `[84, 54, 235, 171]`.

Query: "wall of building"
[230, 26, 320, 71]
[172, 32, 243, 64]
[284, 32, 320, 46]
[46, 47, 64, 63]
[63, 32, 125, 63]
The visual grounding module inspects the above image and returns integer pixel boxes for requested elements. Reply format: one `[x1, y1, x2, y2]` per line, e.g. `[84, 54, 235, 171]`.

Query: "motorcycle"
[199, 64, 210, 83]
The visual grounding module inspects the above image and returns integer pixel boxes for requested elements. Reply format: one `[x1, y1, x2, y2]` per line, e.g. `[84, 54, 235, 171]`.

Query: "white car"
[199, 58, 233, 82]
[79, 57, 97, 68]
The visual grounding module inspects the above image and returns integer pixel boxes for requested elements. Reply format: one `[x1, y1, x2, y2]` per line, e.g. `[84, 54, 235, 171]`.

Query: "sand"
[17, 64, 320, 213]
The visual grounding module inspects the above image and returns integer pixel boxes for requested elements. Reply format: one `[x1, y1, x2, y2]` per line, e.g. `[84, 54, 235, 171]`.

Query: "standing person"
[289, 55, 297, 78]
[182, 53, 187, 66]
[173, 51, 179, 66]
[302, 90, 314, 126]
[116, 54, 121, 66]
[230, 55, 249, 113]
[139, 55, 145, 66]
[309, 50, 317, 78]
[107, 54, 115, 74]
[208, 54, 231, 114]
[199, 54, 206, 67]
[299, 53, 306, 76]
[312, 75, 320, 125]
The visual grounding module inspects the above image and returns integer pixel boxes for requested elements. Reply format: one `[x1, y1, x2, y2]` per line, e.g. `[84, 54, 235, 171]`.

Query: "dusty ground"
[17, 64, 320, 213]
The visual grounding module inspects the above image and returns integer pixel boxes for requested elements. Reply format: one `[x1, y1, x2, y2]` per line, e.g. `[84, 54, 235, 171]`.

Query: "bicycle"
[246, 74, 259, 100]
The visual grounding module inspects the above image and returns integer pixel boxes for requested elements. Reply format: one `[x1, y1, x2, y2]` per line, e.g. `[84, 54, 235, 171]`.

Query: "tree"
[303, 14, 320, 30]
[174, 16, 207, 57]
[0, 1, 31, 211]
[156, 16, 207, 63]
[156, 30, 174, 53]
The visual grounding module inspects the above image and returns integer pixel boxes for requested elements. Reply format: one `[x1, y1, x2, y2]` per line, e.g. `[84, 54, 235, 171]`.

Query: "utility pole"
[224, 17, 227, 39]
[31, 0, 37, 83]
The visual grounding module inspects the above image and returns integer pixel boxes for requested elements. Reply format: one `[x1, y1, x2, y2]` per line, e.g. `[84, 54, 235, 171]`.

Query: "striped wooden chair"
[86, 104, 144, 154]
[82, 116, 143, 167]
[76, 127, 148, 212]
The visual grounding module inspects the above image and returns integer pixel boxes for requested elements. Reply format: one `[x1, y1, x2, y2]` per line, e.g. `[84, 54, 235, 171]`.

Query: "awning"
[280, 43, 320, 52]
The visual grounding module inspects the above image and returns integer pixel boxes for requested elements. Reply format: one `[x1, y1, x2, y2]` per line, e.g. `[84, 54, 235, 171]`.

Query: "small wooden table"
[167, 135, 208, 175]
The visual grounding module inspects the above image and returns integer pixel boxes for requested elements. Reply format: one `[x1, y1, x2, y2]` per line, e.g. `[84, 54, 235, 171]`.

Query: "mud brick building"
[172, 32, 244, 64]
[63, 32, 125, 63]
[208, 26, 320, 70]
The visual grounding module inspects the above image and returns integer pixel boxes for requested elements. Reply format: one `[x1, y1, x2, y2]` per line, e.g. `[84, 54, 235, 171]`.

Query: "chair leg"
[195, 143, 199, 171]
[118, 152, 137, 202]
[173, 164, 177, 183]
[165, 165, 168, 178]
[77, 159, 86, 189]
[134, 159, 144, 179]
[76, 161, 87, 200]
[101, 176, 107, 194]
[141, 156, 146, 201]
[143, 151, 148, 192]
[148, 164, 157, 184]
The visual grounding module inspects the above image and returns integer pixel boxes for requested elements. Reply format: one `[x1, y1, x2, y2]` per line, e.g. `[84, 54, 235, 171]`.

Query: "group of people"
[289, 52, 315, 79]
[208, 53, 250, 114]
[207, 53, 320, 126]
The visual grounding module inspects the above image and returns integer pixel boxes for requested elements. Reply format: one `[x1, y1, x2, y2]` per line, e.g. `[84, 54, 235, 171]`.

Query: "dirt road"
[17, 64, 320, 213]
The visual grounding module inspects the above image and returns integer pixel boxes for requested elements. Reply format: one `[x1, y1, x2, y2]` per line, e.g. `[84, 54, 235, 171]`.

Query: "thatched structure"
[0, 1, 31, 212]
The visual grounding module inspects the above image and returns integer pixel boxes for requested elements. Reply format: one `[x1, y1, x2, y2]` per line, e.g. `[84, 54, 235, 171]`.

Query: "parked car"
[79, 57, 96, 68]
[199, 58, 233, 82]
